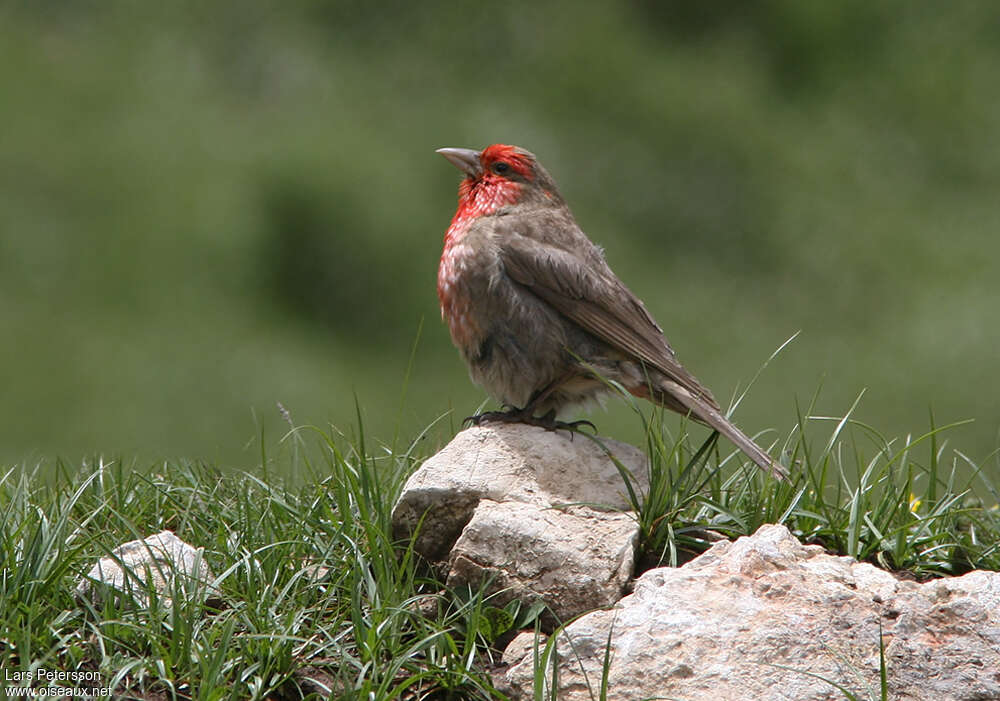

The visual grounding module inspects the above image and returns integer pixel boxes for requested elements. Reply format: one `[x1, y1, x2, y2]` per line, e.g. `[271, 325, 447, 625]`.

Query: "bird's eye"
[492, 162, 510, 174]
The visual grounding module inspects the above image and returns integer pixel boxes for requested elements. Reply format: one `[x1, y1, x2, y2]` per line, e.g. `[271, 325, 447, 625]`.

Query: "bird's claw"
[540, 416, 597, 439]
[462, 408, 597, 439]
[462, 409, 521, 428]
[556, 418, 597, 434]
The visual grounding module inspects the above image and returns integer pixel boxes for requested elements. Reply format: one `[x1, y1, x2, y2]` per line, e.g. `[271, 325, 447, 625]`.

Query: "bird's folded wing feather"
[500, 231, 720, 410]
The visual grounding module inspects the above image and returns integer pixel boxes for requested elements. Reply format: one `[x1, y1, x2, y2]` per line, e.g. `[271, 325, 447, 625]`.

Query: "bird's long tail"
[655, 379, 787, 479]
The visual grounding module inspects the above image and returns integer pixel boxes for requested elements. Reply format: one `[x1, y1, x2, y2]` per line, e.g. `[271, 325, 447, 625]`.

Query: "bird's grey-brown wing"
[498, 226, 720, 410]
[496, 219, 785, 478]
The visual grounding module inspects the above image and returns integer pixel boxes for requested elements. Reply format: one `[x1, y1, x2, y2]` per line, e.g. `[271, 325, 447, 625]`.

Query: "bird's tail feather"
[658, 380, 787, 480]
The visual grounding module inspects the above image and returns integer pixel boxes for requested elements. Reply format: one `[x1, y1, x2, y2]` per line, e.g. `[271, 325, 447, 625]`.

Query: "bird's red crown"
[478, 144, 535, 179]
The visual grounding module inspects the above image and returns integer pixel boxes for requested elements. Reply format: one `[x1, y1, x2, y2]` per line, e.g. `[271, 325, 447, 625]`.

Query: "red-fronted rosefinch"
[436, 144, 785, 478]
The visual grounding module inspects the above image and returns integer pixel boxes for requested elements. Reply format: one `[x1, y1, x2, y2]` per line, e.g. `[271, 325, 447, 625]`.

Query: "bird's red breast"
[437, 145, 533, 348]
[437, 216, 479, 349]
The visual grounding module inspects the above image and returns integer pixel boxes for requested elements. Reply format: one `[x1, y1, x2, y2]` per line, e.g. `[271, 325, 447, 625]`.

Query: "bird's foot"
[462, 408, 520, 427]
[463, 407, 596, 438]
[462, 404, 521, 427]
[554, 417, 598, 435]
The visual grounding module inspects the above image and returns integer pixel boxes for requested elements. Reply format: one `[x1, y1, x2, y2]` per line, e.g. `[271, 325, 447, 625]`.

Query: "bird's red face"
[438, 144, 537, 223]
[476, 144, 536, 182]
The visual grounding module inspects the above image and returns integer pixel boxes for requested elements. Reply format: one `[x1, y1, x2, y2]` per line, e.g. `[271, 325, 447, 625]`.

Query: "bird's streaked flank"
[436, 144, 785, 478]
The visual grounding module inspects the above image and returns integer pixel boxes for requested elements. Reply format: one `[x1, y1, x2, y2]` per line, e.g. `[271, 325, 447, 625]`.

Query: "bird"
[435, 144, 785, 478]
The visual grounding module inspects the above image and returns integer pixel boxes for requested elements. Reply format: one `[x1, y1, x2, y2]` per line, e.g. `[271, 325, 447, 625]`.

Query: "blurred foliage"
[1, 0, 998, 468]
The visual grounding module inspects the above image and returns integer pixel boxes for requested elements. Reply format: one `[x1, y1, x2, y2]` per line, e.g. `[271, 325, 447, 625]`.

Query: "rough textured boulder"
[75, 530, 220, 608]
[500, 523, 1000, 701]
[391, 424, 648, 623]
[448, 500, 638, 623]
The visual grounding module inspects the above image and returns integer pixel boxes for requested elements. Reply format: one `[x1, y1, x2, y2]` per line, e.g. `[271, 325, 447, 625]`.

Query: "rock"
[75, 530, 220, 608]
[447, 500, 638, 623]
[501, 630, 549, 669]
[301, 563, 331, 582]
[501, 524, 1000, 701]
[391, 424, 648, 624]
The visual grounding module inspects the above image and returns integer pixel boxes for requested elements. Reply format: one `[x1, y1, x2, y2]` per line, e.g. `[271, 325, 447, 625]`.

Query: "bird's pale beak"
[436, 147, 482, 177]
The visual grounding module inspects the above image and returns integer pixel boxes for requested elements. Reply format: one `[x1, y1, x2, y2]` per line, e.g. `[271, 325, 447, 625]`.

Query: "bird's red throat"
[437, 175, 522, 348]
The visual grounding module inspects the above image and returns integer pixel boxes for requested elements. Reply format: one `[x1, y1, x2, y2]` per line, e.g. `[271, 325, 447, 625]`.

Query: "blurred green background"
[3, 1, 998, 469]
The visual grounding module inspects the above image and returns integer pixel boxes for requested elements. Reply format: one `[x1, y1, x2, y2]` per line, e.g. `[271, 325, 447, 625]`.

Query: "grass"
[613, 387, 1000, 579]
[1, 395, 998, 700]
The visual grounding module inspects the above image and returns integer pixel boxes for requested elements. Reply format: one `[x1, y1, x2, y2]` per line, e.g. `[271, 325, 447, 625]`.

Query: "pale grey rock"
[392, 424, 647, 560]
[502, 524, 1000, 701]
[447, 500, 638, 623]
[75, 530, 220, 608]
[391, 424, 647, 623]
[502, 630, 549, 670]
